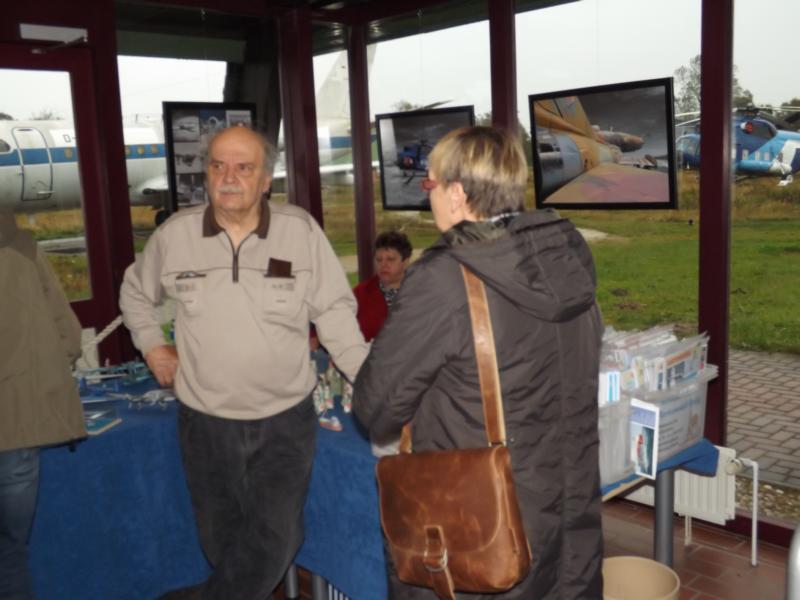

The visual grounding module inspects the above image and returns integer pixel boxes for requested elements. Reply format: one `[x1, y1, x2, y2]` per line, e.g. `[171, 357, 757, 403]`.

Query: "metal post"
[311, 573, 328, 600]
[698, 0, 733, 446]
[788, 526, 800, 600]
[488, 0, 517, 134]
[654, 468, 675, 567]
[277, 7, 323, 224]
[347, 23, 376, 282]
[283, 564, 299, 599]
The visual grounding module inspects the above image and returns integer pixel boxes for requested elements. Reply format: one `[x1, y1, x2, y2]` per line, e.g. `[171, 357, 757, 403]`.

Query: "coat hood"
[434, 209, 597, 322]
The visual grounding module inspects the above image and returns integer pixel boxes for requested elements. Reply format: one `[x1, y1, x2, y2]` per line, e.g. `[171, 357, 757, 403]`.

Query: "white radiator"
[623, 445, 737, 525]
[328, 583, 350, 600]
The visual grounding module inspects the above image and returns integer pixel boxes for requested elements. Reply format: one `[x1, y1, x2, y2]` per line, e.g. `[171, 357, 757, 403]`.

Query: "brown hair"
[427, 126, 528, 218]
[375, 230, 412, 260]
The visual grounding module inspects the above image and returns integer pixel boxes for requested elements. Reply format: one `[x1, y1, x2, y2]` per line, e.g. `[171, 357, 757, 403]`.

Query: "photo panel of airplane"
[163, 101, 255, 212]
[529, 77, 677, 210]
[376, 105, 474, 211]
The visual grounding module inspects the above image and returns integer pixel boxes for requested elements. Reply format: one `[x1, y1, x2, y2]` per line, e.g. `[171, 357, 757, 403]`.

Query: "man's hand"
[145, 345, 179, 388]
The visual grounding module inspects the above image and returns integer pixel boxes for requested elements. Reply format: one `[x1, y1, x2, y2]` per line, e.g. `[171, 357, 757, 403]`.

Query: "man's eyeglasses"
[421, 177, 439, 192]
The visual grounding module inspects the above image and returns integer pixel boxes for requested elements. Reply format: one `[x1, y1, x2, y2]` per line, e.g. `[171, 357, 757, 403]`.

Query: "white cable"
[81, 315, 124, 357]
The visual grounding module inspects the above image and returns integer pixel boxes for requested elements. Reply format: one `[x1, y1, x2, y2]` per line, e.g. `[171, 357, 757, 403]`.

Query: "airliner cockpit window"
[0, 139, 10, 152]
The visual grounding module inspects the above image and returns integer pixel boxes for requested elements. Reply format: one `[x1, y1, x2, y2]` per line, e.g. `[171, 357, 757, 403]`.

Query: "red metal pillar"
[489, 0, 517, 134]
[347, 24, 376, 282]
[698, 0, 733, 445]
[278, 6, 323, 225]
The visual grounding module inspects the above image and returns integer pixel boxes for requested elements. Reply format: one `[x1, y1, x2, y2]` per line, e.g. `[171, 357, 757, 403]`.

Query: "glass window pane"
[0, 68, 92, 301]
[312, 50, 358, 281]
[117, 56, 226, 246]
[516, 0, 702, 330]
[368, 19, 492, 278]
[731, 0, 800, 525]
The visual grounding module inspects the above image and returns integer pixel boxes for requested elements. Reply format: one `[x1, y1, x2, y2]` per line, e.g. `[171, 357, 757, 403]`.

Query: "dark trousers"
[0, 448, 40, 600]
[177, 396, 317, 600]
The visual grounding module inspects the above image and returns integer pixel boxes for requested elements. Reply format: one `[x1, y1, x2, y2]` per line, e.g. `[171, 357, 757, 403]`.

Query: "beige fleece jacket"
[119, 200, 368, 420]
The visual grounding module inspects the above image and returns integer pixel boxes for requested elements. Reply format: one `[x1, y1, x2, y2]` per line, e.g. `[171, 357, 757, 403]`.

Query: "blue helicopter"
[676, 109, 800, 185]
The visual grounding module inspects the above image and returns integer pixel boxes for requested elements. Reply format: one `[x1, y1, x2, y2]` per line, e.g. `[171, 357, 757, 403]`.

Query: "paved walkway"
[728, 350, 800, 488]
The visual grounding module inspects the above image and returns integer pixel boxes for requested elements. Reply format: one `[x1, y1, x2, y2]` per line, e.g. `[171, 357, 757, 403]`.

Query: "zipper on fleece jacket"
[224, 231, 255, 283]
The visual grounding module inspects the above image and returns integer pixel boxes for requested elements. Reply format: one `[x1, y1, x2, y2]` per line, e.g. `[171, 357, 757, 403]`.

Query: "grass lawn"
[19, 172, 800, 353]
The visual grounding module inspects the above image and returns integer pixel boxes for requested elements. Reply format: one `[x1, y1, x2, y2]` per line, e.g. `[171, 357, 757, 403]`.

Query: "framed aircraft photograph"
[528, 77, 677, 210]
[163, 101, 256, 213]
[376, 105, 475, 211]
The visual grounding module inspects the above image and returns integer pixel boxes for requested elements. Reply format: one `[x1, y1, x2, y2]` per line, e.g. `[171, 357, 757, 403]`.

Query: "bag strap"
[398, 265, 505, 453]
[461, 265, 506, 447]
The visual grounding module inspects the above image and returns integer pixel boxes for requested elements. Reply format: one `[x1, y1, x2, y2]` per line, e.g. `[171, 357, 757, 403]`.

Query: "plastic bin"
[603, 556, 680, 600]
[621, 366, 717, 462]
[598, 398, 634, 487]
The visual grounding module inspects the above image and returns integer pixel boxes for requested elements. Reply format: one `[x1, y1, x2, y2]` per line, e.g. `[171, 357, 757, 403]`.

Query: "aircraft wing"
[543, 163, 670, 205]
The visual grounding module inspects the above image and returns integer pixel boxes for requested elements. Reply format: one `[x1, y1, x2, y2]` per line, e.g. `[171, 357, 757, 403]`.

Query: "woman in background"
[352, 230, 412, 342]
[354, 126, 604, 599]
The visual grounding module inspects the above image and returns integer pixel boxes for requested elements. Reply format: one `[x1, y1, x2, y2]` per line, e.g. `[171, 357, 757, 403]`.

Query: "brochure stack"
[598, 326, 716, 484]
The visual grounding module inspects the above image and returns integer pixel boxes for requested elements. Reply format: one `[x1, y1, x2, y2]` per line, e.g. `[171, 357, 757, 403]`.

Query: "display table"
[29, 397, 385, 600]
[30, 385, 717, 598]
[602, 438, 720, 566]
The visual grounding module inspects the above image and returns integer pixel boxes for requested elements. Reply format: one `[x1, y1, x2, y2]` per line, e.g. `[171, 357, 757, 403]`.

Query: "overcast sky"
[1, 0, 797, 128]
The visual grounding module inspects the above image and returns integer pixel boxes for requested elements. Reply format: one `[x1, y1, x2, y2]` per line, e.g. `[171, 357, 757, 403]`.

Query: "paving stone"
[770, 431, 794, 442]
[760, 423, 783, 434]
[776, 460, 800, 470]
[744, 448, 766, 460]
[756, 457, 778, 470]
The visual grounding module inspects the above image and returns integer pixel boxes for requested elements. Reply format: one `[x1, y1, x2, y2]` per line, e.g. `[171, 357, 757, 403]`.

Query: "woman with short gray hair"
[354, 126, 605, 599]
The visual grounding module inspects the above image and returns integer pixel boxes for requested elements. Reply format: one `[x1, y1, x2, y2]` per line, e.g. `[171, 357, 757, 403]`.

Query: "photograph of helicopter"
[529, 77, 677, 210]
[675, 107, 800, 186]
[376, 105, 474, 210]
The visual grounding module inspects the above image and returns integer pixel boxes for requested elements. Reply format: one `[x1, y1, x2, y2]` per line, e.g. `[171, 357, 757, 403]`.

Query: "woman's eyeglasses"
[421, 177, 439, 192]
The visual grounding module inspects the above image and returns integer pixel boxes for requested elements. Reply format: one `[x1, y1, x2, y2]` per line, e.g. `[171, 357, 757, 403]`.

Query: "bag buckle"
[423, 547, 448, 573]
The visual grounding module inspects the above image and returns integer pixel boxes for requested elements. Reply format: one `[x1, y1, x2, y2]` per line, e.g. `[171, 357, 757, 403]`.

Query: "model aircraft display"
[676, 109, 800, 185]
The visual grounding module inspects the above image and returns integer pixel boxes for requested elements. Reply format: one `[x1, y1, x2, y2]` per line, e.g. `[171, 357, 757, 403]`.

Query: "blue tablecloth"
[30, 378, 717, 599]
[29, 389, 386, 600]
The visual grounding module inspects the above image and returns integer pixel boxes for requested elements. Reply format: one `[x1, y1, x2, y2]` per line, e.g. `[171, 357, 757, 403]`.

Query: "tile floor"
[279, 500, 791, 599]
[603, 500, 789, 600]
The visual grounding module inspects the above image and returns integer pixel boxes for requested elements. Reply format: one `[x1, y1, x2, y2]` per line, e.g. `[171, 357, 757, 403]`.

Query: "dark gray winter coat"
[354, 210, 604, 599]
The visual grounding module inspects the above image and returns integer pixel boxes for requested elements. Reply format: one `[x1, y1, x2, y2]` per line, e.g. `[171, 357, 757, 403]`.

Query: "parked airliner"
[0, 48, 375, 223]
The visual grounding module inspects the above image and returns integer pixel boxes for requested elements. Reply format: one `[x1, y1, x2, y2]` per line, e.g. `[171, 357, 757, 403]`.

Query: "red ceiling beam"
[313, 0, 454, 26]
[125, 0, 284, 18]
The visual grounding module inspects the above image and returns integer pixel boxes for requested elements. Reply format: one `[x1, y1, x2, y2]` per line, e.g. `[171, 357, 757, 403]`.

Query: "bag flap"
[376, 446, 513, 553]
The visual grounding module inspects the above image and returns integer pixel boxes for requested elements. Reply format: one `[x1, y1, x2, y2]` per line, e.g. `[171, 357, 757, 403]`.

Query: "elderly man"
[120, 126, 368, 600]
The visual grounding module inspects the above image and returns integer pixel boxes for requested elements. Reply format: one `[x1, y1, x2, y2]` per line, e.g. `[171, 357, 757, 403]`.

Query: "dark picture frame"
[162, 101, 256, 213]
[528, 78, 677, 210]
[376, 105, 475, 211]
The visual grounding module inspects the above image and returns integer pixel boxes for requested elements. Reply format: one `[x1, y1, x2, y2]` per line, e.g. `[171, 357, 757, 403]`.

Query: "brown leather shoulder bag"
[375, 266, 532, 600]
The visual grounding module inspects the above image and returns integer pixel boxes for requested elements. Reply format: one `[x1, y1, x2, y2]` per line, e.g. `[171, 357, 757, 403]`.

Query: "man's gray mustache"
[218, 185, 245, 193]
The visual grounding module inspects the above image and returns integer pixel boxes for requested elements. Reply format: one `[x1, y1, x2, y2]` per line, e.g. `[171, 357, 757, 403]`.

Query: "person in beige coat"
[120, 126, 368, 600]
[0, 208, 86, 599]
